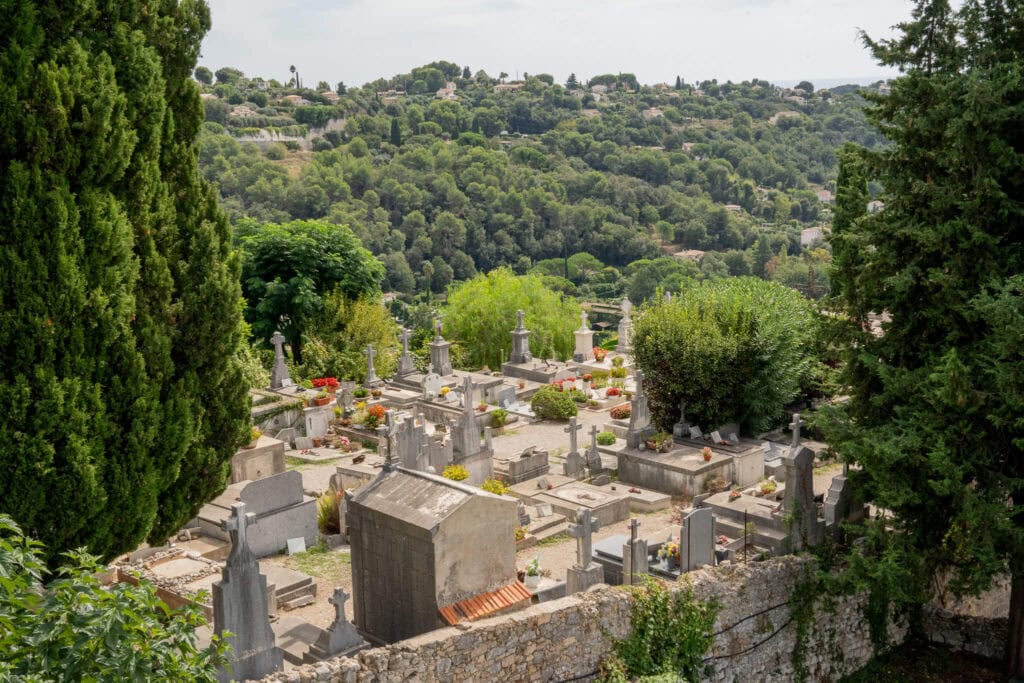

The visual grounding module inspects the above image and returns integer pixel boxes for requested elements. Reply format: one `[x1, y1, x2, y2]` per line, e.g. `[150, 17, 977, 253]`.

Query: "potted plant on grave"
[517, 380, 526, 389]
[489, 408, 509, 434]
[659, 541, 680, 570]
[759, 479, 777, 496]
[243, 427, 261, 449]
[524, 556, 542, 589]
[610, 404, 631, 421]
[371, 388, 382, 398]
[646, 432, 672, 453]
[364, 404, 386, 430]
[477, 402, 488, 413]
[314, 391, 332, 406]
[702, 446, 713, 462]
[353, 388, 369, 399]
[592, 347, 608, 362]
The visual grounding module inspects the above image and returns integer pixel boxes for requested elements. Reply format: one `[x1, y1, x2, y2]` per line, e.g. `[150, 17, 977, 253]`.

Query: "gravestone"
[566, 508, 604, 594]
[625, 369, 654, 448]
[509, 310, 533, 364]
[672, 400, 690, 439]
[782, 414, 823, 550]
[689, 425, 703, 440]
[429, 321, 453, 376]
[422, 365, 443, 399]
[395, 328, 416, 377]
[573, 311, 595, 362]
[269, 331, 292, 389]
[304, 588, 367, 662]
[364, 344, 383, 388]
[562, 417, 585, 479]
[680, 508, 715, 571]
[621, 518, 648, 585]
[710, 430, 723, 445]
[615, 297, 633, 354]
[451, 374, 494, 484]
[586, 424, 603, 474]
[213, 503, 283, 682]
[823, 474, 864, 537]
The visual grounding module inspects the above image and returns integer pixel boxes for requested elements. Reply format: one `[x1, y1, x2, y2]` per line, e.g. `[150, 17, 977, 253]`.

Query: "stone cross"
[399, 328, 410, 355]
[271, 330, 286, 356]
[578, 310, 589, 331]
[629, 517, 640, 544]
[516, 309, 525, 330]
[564, 416, 582, 456]
[269, 330, 291, 389]
[222, 502, 257, 565]
[790, 413, 802, 449]
[364, 344, 379, 385]
[634, 368, 645, 397]
[568, 508, 601, 569]
[434, 319, 443, 341]
[378, 412, 399, 471]
[621, 297, 633, 317]
[329, 588, 349, 623]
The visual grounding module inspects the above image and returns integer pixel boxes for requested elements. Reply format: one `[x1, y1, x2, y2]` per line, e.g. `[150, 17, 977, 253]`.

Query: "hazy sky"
[200, 0, 915, 88]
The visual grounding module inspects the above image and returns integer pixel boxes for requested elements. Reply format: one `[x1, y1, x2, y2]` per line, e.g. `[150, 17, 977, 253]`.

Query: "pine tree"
[565, 72, 579, 90]
[675, 75, 682, 89]
[461, 65, 471, 79]
[0, 0, 249, 562]
[823, 1, 1024, 674]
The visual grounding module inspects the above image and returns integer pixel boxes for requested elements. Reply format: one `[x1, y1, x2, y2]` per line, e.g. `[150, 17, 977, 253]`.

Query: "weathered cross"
[399, 328, 410, 355]
[621, 296, 633, 317]
[271, 330, 286, 358]
[434, 319, 444, 340]
[589, 424, 600, 451]
[564, 416, 582, 455]
[629, 517, 640, 545]
[329, 587, 349, 624]
[789, 413, 802, 449]
[515, 309, 525, 330]
[634, 368, 645, 397]
[379, 411, 399, 470]
[222, 502, 257, 564]
[578, 310, 589, 331]
[568, 508, 601, 569]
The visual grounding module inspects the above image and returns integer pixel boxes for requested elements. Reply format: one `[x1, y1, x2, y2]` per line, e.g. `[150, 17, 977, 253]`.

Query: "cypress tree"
[390, 117, 402, 147]
[0, 0, 249, 562]
[823, 1, 1024, 674]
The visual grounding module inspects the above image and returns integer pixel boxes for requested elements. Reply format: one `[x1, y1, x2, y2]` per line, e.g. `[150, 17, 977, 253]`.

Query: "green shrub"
[610, 366, 628, 379]
[489, 408, 509, 428]
[317, 487, 343, 534]
[597, 431, 617, 446]
[530, 385, 578, 421]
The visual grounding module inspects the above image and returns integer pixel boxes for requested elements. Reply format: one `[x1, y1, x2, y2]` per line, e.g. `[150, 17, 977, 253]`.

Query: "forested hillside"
[198, 62, 884, 302]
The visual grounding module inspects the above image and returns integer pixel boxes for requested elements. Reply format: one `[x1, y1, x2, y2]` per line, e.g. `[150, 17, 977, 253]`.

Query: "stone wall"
[261, 555, 919, 683]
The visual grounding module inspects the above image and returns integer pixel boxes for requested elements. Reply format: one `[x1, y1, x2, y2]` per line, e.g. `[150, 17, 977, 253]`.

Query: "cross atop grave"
[516, 309, 525, 331]
[564, 416, 582, 456]
[434, 319, 444, 341]
[365, 344, 380, 386]
[269, 330, 291, 389]
[790, 413, 802, 449]
[629, 517, 640, 544]
[634, 368, 645, 397]
[589, 424, 600, 449]
[568, 508, 601, 569]
[329, 587, 349, 624]
[222, 502, 257, 565]
[578, 310, 590, 332]
[379, 411, 400, 471]
[621, 296, 633, 317]
[399, 328, 410, 355]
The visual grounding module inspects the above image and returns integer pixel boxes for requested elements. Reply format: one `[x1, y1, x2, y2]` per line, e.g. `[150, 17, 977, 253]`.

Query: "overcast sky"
[200, 0, 916, 89]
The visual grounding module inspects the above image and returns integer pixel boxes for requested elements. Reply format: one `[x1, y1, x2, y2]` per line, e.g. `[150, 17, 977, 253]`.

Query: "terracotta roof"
[439, 581, 532, 625]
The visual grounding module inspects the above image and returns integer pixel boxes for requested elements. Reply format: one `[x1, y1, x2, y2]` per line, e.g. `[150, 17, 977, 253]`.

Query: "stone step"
[531, 520, 569, 543]
[276, 581, 317, 607]
[527, 514, 566, 536]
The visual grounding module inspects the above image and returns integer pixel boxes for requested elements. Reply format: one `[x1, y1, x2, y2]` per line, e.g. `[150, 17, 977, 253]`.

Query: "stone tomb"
[493, 445, 551, 484]
[230, 434, 286, 484]
[679, 508, 715, 571]
[673, 434, 766, 489]
[198, 470, 317, 559]
[518, 480, 630, 527]
[617, 444, 733, 497]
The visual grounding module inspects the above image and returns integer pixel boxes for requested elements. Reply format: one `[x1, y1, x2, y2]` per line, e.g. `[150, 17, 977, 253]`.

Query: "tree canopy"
[238, 219, 384, 363]
[443, 268, 581, 368]
[0, 0, 249, 562]
[822, 0, 1024, 674]
[631, 278, 817, 434]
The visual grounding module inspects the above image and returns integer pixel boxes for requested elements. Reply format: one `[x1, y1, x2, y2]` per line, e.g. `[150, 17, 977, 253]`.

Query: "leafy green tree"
[632, 278, 816, 433]
[822, 1, 1024, 674]
[300, 294, 398, 382]
[194, 65, 213, 84]
[215, 66, 243, 84]
[336, 80, 347, 95]
[0, 0, 249, 562]
[444, 268, 581, 368]
[0, 515, 227, 680]
[239, 220, 384, 363]
[565, 72, 579, 90]
[462, 65, 471, 79]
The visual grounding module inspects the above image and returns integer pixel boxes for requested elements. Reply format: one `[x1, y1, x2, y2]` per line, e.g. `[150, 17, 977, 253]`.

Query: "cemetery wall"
[261, 555, 916, 682]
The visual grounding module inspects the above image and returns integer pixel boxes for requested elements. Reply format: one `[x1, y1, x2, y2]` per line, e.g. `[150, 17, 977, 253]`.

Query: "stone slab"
[240, 471, 304, 516]
[272, 616, 323, 665]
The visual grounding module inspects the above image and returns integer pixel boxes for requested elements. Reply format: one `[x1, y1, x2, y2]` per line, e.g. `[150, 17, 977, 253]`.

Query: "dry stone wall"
[261, 556, 910, 683]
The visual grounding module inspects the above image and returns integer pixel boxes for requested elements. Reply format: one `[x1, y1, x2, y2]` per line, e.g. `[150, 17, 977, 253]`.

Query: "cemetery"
[101, 308, 960, 681]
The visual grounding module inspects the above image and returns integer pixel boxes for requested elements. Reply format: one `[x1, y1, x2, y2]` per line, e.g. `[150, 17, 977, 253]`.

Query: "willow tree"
[823, 1, 1024, 674]
[0, 0, 250, 562]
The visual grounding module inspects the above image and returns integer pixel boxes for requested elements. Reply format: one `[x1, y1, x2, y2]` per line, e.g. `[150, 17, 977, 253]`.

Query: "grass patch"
[285, 456, 342, 471]
[284, 544, 351, 578]
[537, 533, 570, 547]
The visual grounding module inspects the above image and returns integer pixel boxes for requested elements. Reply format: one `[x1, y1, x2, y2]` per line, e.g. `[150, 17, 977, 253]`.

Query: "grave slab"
[272, 616, 323, 665]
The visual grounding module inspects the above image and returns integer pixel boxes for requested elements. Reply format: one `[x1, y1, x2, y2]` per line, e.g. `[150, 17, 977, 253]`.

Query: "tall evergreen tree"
[824, 1, 1024, 674]
[390, 117, 402, 147]
[0, 0, 249, 562]
[674, 75, 682, 89]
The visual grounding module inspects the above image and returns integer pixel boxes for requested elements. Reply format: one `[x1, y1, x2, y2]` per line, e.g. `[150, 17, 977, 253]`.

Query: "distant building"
[801, 227, 825, 247]
[320, 91, 340, 103]
[199, 93, 218, 101]
[229, 105, 256, 118]
[581, 108, 601, 118]
[724, 204, 743, 212]
[816, 189, 835, 204]
[348, 467, 523, 645]
[590, 84, 608, 94]
[493, 83, 525, 94]
[642, 107, 664, 121]
[877, 82, 891, 95]
[436, 81, 458, 100]
[674, 249, 706, 261]
[280, 94, 307, 105]
[769, 111, 802, 125]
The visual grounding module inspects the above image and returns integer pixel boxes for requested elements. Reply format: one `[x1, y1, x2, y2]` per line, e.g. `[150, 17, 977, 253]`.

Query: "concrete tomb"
[230, 435, 286, 484]
[395, 328, 416, 377]
[429, 321, 453, 377]
[509, 309, 533, 364]
[450, 375, 495, 484]
[625, 369, 655, 449]
[269, 330, 292, 389]
[572, 311, 595, 363]
[213, 502, 283, 682]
